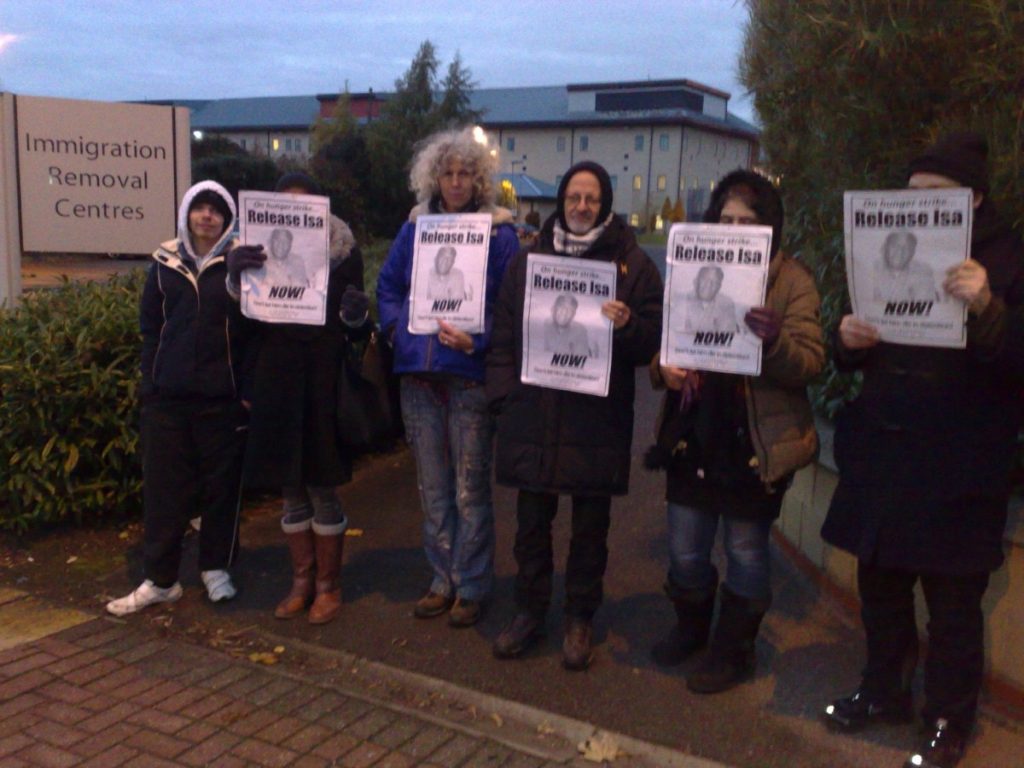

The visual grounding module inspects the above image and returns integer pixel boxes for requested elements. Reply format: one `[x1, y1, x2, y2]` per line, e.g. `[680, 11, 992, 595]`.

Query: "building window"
[679, 176, 685, 191]
[634, 135, 644, 152]
[285, 138, 293, 151]
[657, 175, 667, 191]
[294, 138, 303, 153]
[579, 135, 589, 151]
[659, 133, 669, 151]
[272, 138, 280, 151]
[610, 175, 617, 190]
[556, 136, 566, 152]
[506, 136, 515, 151]
[632, 174, 642, 191]
[629, 213, 640, 227]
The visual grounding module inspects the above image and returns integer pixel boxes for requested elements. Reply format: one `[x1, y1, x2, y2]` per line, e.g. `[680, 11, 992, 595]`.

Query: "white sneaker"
[106, 580, 182, 616]
[201, 570, 237, 603]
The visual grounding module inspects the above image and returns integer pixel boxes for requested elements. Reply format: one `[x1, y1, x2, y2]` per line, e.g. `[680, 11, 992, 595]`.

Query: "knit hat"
[275, 171, 321, 195]
[556, 161, 614, 231]
[704, 169, 785, 259]
[907, 132, 989, 193]
[188, 189, 233, 233]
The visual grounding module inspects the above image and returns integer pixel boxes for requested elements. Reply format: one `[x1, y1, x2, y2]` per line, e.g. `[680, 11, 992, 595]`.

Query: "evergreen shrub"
[0, 272, 145, 531]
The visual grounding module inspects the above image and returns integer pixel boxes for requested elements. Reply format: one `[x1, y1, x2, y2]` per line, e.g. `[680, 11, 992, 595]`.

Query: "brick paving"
[0, 617, 628, 768]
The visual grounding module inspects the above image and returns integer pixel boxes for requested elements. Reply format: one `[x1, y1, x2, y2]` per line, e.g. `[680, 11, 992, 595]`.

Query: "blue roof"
[190, 95, 321, 131]
[497, 173, 557, 199]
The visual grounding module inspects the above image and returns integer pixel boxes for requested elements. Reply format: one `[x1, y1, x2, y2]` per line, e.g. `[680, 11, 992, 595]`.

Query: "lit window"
[632, 174, 642, 190]
[655, 215, 664, 230]
[635, 135, 644, 151]
[272, 138, 280, 151]
[580, 135, 589, 151]
[629, 213, 640, 227]
[659, 134, 669, 151]
[657, 175, 666, 191]
[556, 136, 566, 152]
[507, 137, 515, 151]
[679, 176, 685, 190]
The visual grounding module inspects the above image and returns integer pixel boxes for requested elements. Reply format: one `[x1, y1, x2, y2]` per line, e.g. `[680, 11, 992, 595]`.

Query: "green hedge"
[0, 273, 145, 531]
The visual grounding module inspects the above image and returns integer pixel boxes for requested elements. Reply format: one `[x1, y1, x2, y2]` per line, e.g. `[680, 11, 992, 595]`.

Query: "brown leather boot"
[274, 521, 316, 619]
[308, 523, 344, 625]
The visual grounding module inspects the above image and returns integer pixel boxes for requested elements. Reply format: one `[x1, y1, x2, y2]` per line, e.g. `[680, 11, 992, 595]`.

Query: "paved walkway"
[0, 589, 722, 768]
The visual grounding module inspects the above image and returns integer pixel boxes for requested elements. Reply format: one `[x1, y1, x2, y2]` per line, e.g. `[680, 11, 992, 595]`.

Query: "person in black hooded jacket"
[821, 133, 1024, 768]
[107, 181, 253, 616]
[487, 161, 663, 670]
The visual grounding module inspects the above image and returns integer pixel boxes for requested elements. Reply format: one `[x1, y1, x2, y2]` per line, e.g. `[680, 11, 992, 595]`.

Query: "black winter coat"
[822, 202, 1024, 573]
[243, 247, 366, 490]
[140, 246, 253, 402]
[487, 214, 663, 496]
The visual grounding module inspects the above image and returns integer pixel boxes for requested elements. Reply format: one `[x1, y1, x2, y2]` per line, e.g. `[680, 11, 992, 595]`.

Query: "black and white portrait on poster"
[408, 213, 491, 334]
[844, 188, 972, 348]
[238, 190, 330, 325]
[661, 223, 771, 376]
[522, 253, 616, 397]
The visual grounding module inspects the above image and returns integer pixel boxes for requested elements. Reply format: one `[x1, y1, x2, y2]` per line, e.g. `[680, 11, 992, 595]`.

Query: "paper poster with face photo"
[522, 253, 616, 397]
[844, 188, 972, 348]
[238, 190, 330, 325]
[661, 223, 772, 376]
[408, 213, 492, 334]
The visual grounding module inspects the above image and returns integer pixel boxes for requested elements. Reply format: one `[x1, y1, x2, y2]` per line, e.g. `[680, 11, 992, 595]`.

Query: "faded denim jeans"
[400, 375, 495, 602]
[667, 502, 772, 601]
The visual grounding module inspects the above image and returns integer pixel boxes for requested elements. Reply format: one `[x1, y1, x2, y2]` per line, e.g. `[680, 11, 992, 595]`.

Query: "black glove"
[340, 285, 370, 325]
[744, 307, 782, 347]
[226, 244, 265, 284]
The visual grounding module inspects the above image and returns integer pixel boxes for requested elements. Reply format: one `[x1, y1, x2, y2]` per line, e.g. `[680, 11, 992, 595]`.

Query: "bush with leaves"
[0, 272, 145, 531]
[740, 0, 1024, 416]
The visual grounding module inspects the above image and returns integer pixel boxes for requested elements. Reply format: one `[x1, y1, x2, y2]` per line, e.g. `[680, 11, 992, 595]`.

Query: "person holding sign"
[377, 127, 518, 628]
[822, 134, 1024, 768]
[487, 161, 663, 670]
[647, 170, 823, 693]
[227, 172, 368, 625]
[107, 181, 254, 616]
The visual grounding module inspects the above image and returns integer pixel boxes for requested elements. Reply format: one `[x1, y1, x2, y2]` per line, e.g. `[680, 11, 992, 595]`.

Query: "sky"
[0, 0, 756, 123]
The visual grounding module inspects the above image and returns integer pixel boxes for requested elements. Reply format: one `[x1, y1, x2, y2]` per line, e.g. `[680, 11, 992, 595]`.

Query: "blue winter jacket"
[377, 203, 519, 383]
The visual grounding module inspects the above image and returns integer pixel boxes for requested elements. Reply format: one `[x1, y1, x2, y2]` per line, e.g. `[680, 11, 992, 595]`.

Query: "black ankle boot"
[903, 719, 968, 768]
[823, 688, 913, 732]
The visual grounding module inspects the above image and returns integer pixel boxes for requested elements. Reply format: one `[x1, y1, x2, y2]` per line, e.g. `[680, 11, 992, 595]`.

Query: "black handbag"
[336, 330, 398, 451]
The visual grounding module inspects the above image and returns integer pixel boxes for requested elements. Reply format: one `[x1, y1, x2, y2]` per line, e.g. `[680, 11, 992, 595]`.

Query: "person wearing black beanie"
[823, 132, 1024, 768]
[487, 160, 664, 670]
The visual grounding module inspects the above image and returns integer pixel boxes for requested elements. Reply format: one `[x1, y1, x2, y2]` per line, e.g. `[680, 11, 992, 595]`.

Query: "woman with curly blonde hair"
[377, 126, 519, 627]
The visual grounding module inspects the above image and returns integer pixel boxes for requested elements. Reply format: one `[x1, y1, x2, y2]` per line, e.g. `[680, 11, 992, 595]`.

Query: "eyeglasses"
[565, 194, 601, 209]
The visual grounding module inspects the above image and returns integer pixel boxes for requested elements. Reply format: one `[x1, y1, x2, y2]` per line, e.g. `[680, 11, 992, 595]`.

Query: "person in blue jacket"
[377, 126, 518, 627]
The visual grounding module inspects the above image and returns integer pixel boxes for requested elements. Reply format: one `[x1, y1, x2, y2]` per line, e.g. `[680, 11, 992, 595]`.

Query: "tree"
[436, 52, 481, 128]
[672, 196, 686, 223]
[191, 135, 248, 161]
[310, 93, 370, 237]
[660, 197, 673, 228]
[740, 0, 1024, 415]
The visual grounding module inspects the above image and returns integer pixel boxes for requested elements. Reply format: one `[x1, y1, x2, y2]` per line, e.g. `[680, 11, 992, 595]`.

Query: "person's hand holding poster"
[844, 188, 972, 348]
[408, 213, 492, 334]
[238, 190, 330, 325]
[661, 223, 771, 375]
[522, 253, 616, 396]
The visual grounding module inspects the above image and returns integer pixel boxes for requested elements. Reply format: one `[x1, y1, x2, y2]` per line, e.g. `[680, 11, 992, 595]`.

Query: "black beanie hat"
[704, 169, 785, 259]
[188, 189, 233, 233]
[557, 161, 614, 230]
[275, 171, 321, 195]
[907, 132, 989, 193]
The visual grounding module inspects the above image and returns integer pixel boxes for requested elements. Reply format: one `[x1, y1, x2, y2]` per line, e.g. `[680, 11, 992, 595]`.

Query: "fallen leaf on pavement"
[248, 652, 278, 665]
[344, 528, 364, 537]
[273, 646, 285, 654]
[578, 731, 624, 763]
[66, 556, 78, 564]
[490, 712, 503, 727]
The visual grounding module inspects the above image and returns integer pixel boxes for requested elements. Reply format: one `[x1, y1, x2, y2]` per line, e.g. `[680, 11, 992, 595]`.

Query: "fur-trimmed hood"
[407, 201, 515, 227]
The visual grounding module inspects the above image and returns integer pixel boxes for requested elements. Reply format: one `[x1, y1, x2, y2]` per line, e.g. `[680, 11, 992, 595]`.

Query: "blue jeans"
[401, 376, 495, 602]
[666, 502, 772, 601]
